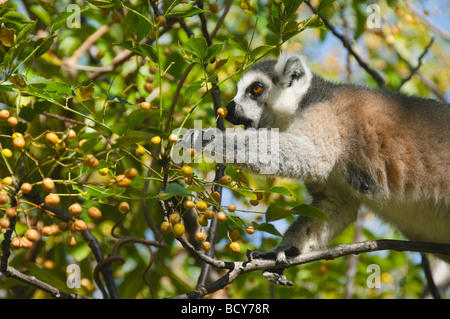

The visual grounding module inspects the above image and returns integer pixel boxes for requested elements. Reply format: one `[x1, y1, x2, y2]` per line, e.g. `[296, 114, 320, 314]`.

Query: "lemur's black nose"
[225, 100, 236, 122]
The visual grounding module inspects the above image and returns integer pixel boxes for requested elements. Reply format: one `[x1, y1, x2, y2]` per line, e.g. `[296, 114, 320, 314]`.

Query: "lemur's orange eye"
[250, 83, 263, 97]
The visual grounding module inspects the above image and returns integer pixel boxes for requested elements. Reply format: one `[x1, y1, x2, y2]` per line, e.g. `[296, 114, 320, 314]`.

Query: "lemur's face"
[225, 54, 312, 130]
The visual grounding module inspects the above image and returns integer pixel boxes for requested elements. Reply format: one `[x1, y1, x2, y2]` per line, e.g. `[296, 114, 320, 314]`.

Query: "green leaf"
[265, 186, 294, 198]
[265, 203, 293, 222]
[198, 156, 216, 173]
[256, 222, 282, 236]
[205, 43, 223, 63]
[138, 43, 158, 62]
[249, 45, 276, 60]
[51, 6, 89, 33]
[298, 14, 326, 32]
[160, 183, 192, 197]
[316, 0, 336, 13]
[184, 36, 208, 62]
[113, 130, 159, 147]
[231, 187, 257, 199]
[34, 34, 56, 58]
[228, 37, 248, 53]
[225, 166, 240, 182]
[167, 4, 206, 17]
[283, 0, 303, 20]
[291, 204, 332, 222]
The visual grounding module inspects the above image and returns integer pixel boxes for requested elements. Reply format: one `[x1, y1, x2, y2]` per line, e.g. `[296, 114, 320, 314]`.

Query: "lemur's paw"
[262, 270, 293, 287]
[252, 246, 299, 265]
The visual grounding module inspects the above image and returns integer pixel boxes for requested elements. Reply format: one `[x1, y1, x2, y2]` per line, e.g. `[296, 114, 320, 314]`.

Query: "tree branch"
[304, 1, 386, 88]
[171, 239, 450, 299]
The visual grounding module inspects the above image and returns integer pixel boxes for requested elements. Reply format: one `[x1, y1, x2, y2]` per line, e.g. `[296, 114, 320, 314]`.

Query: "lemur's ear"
[275, 53, 307, 88]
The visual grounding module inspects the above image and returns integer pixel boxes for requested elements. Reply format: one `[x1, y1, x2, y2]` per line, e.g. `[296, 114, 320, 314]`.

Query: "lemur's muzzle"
[225, 100, 253, 129]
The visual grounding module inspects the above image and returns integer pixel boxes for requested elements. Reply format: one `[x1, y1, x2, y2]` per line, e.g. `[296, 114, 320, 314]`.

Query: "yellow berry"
[140, 102, 151, 110]
[124, 168, 138, 179]
[169, 213, 181, 225]
[115, 174, 131, 188]
[45, 132, 59, 146]
[118, 201, 130, 213]
[217, 211, 226, 222]
[12, 132, 23, 139]
[195, 231, 206, 242]
[196, 200, 208, 212]
[7, 116, 18, 127]
[204, 209, 215, 220]
[168, 134, 178, 143]
[42, 178, 55, 193]
[230, 229, 241, 241]
[135, 145, 146, 156]
[172, 223, 185, 238]
[98, 167, 109, 176]
[183, 200, 195, 210]
[181, 165, 194, 177]
[229, 242, 241, 253]
[45, 194, 60, 207]
[198, 215, 208, 227]
[217, 107, 228, 118]
[68, 203, 83, 217]
[249, 199, 259, 206]
[66, 235, 77, 247]
[0, 109, 10, 121]
[227, 204, 236, 212]
[2, 148, 12, 158]
[87, 206, 102, 220]
[160, 221, 172, 235]
[201, 241, 211, 251]
[246, 226, 255, 235]
[151, 136, 161, 144]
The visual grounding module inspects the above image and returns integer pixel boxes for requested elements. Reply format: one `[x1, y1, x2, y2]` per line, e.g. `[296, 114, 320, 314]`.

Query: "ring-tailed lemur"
[181, 52, 450, 286]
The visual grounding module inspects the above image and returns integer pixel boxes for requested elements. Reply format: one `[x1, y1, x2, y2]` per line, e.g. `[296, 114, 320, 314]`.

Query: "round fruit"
[183, 200, 195, 210]
[3, 177, 12, 186]
[249, 199, 259, 206]
[83, 155, 99, 168]
[12, 132, 23, 139]
[115, 174, 131, 188]
[45, 132, 59, 146]
[58, 222, 68, 232]
[196, 200, 208, 212]
[160, 221, 172, 235]
[217, 211, 226, 222]
[43, 260, 55, 270]
[181, 165, 193, 177]
[67, 129, 76, 139]
[230, 229, 241, 241]
[45, 194, 60, 207]
[69, 203, 83, 217]
[20, 237, 33, 249]
[151, 136, 161, 144]
[0, 218, 10, 228]
[172, 223, 185, 238]
[73, 219, 87, 232]
[195, 231, 206, 242]
[7, 116, 18, 127]
[98, 167, 109, 176]
[144, 83, 153, 93]
[2, 148, 12, 158]
[227, 204, 236, 212]
[140, 102, 151, 110]
[168, 134, 178, 143]
[201, 241, 211, 251]
[198, 215, 208, 227]
[5, 207, 16, 218]
[211, 191, 221, 203]
[20, 182, 32, 194]
[246, 226, 255, 235]
[220, 175, 232, 185]
[0, 109, 10, 121]
[66, 235, 77, 247]
[25, 228, 39, 242]
[118, 201, 130, 213]
[41, 226, 53, 237]
[11, 237, 21, 249]
[136, 145, 146, 156]
[87, 206, 102, 220]
[156, 15, 167, 26]
[0, 192, 11, 205]
[169, 213, 181, 225]
[217, 107, 228, 118]
[204, 209, 215, 220]
[255, 192, 263, 200]
[124, 168, 138, 179]
[42, 178, 55, 192]
[229, 242, 241, 253]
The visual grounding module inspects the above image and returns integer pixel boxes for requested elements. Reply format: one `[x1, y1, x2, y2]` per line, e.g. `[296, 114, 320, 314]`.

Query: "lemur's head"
[226, 52, 312, 129]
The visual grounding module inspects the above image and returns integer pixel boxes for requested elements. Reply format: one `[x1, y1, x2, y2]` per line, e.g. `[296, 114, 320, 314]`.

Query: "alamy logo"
[171, 120, 280, 175]
[66, 264, 81, 289]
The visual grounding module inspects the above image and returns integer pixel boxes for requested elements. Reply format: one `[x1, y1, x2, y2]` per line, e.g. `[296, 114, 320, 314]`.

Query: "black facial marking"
[225, 100, 253, 128]
[344, 164, 378, 194]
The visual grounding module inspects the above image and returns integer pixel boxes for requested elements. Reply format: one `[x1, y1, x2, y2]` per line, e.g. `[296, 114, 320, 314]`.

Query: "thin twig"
[304, 1, 385, 88]
[397, 38, 434, 90]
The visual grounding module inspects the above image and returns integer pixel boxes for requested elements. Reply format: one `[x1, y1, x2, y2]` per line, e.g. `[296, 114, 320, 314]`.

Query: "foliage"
[0, 0, 448, 299]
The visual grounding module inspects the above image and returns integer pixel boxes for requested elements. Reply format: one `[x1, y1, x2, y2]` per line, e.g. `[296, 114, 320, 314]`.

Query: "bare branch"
[172, 239, 450, 299]
[304, 1, 386, 88]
